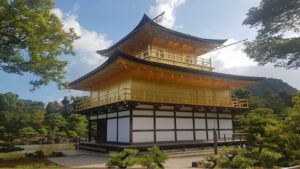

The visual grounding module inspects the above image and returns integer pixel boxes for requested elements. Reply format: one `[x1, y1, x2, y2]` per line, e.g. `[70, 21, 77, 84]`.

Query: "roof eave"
[69, 50, 265, 88]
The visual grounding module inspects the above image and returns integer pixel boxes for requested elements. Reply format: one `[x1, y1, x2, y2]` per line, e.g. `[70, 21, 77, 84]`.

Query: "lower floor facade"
[81, 101, 244, 150]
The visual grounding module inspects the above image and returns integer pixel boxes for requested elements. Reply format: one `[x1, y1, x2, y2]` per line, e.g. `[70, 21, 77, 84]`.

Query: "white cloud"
[50, 7, 113, 98]
[199, 39, 300, 89]
[201, 39, 256, 69]
[63, 89, 89, 98]
[150, 0, 186, 28]
[51, 8, 112, 66]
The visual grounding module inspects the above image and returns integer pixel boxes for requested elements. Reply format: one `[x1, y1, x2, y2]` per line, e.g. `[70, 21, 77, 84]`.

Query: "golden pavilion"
[69, 14, 264, 151]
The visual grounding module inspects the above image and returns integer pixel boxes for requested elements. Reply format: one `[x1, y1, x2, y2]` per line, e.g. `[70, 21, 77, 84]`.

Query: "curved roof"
[97, 14, 227, 56]
[69, 50, 265, 88]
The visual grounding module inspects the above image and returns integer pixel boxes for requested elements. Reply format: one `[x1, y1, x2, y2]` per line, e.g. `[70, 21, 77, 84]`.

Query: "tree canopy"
[0, 92, 87, 142]
[243, 0, 300, 69]
[0, 0, 79, 91]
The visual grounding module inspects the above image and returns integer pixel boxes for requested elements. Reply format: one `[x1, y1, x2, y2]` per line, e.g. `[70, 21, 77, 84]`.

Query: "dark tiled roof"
[97, 14, 227, 56]
[69, 50, 265, 87]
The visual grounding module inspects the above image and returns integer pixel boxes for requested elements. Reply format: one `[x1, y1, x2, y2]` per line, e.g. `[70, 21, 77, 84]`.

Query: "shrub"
[25, 150, 45, 158]
[19, 127, 39, 138]
[0, 143, 23, 152]
[107, 148, 139, 169]
[139, 146, 167, 169]
[38, 127, 48, 137]
[50, 151, 65, 157]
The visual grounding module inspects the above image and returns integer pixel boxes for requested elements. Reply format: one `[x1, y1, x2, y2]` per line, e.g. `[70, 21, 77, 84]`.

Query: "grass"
[0, 158, 62, 169]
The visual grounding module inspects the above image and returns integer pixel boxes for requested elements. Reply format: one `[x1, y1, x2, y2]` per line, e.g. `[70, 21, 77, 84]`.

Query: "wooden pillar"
[192, 109, 196, 141]
[213, 129, 218, 154]
[217, 111, 220, 139]
[205, 111, 208, 140]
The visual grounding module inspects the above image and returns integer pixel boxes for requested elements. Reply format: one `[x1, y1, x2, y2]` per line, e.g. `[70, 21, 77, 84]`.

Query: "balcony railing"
[136, 48, 213, 71]
[76, 88, 248, 111]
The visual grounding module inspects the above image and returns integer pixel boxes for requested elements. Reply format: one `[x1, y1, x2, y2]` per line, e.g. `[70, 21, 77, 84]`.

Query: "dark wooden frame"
[84, 101, 240, 148]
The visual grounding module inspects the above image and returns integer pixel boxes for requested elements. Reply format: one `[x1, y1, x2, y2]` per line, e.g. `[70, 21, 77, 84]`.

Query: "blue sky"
[1, 0, 299, 104]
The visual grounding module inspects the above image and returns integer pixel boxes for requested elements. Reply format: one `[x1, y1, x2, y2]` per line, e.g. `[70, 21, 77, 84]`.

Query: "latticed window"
[185, 56, 191, 63]
[159, 50, 164, 58]
[143, 52, 148, 58]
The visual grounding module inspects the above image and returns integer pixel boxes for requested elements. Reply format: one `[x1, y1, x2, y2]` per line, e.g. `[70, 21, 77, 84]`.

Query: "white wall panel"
[90, 115, 97, 120]
[176, 118, 193, 129]
[195, 131, 207, 140]
[207, 119, 218, 129]
[176, 112, 192, 117]
[177, 131, 194, 141]
[219, 119, 232, 129]
[118, 118, 130, 143]
[98, 114, 106, 119]
[220, 130, 233, 139]
[133, 110, 153, 116]
[107, 119, 117, 142]
[194, 113, 205, 117]
[133, 117, 153, 130]
[208, 130, 219, 140]
[156, 111, 174, 116]
[107, 112, 117, 118]
[194, 119, 206, 129]
[207, 113, 217, 118]
[219, 113, 232, 118]
[133, 132, 154, 143]
[156, 118, 174, 129]
[118, 110, 130, 117]
[156, 131, 175, 142]
[159, 105, 174, 110]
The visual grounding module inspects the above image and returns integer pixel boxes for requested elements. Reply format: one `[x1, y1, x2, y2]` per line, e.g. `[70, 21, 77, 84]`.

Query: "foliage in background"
[200, 95, 300, 168]
[243, 0, 300, 69]
[0, 0, 79, 91]
[0, 92, 87, 143]
[233, 78, 298, 116]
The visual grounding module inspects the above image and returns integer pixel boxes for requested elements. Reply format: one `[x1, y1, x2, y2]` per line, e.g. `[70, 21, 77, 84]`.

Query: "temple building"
[69, 14, 264, 151]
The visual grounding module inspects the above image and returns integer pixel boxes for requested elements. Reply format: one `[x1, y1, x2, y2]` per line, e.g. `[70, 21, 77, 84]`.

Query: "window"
[185, 56, 191, 63]
[143, 52, 148, 58]
[159, 50, 164, 58]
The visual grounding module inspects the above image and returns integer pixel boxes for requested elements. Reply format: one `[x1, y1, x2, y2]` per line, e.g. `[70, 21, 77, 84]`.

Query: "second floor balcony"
[136, 48, 213, 71]
[76, 88, 248, 111]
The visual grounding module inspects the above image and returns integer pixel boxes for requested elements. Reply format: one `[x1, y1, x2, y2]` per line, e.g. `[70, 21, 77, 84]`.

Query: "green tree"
[243, 0, 300, 69]
[0, 0, 79, 90]
[44, 113, 66, 135]
[31, 109, 45, 129]
[46, 101, 63, 114]
[67, 114, 87, 138]
[264, 95, 300, 166]
[61, 96, 75, 117]
[38, 127, 48, 137]
[139, 146, 167, 169]
[107, 149, 140, 169]
[19, 127, 38, 138]
[237, 108, 277, 148]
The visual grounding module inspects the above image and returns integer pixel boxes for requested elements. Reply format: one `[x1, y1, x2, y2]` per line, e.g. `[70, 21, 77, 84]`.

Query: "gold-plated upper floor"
[136, 47, 212, 71]
[76, 88, 248, 111]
